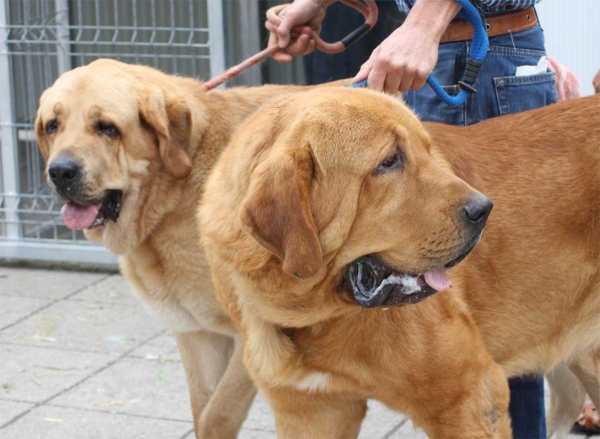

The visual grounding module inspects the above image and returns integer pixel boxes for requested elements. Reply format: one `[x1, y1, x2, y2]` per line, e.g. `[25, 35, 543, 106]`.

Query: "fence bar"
[207, 0, 225, 87]
[0, 0, 21, 238]
[55, 0, 72, 75]
[238, 0, 261, 86]
[0, 241, 118, 267]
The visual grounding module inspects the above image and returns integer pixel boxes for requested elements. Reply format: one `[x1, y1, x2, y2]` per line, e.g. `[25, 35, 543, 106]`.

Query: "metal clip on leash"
[202, 0, 378, 91]
[351, 0, 489, 107]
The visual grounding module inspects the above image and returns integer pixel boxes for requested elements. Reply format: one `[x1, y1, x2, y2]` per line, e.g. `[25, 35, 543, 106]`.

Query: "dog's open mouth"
[60, 190, 122, 230]
[346, 236, 481, 308]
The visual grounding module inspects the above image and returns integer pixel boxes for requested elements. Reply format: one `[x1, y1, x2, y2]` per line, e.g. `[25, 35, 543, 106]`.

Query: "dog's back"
[427, 95, 600, 375]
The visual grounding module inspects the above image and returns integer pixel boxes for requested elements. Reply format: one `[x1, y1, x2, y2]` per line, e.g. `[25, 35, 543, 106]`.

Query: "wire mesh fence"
[0, 191, 87, 243]
[0, 0, 224, 265]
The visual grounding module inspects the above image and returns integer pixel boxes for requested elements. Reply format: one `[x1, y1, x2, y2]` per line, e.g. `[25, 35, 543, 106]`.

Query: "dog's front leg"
[264, 386, 367, 439]
[546, 363, 586, 439]
[388, 304, 513, 439]
[546, 350, 600, 439]
[195, 335, 257, 439]
[417, 360, 512, 439]
[569, 350, 600, 408]
[175, 330, 245, 439]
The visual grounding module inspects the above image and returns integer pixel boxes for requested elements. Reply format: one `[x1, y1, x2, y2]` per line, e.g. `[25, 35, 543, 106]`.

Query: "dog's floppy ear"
[137, 88, 192, 179]
[240, 148, 322, 279]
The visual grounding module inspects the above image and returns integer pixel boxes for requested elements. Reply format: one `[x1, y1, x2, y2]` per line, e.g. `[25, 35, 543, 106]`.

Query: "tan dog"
[35, 59, 343, 438]
[200, 88, 599, 438]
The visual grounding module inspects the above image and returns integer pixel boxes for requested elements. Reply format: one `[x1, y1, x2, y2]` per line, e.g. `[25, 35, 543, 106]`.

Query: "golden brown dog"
[545, 72, 600, 439]
[35, 58, 344, 438]
[199, 88, 599, 438]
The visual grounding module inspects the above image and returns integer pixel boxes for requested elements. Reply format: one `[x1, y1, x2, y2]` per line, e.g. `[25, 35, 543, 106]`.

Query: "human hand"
[352, 21, 440, 93]
[352, 0, 460, 93]
[265, 0, 333, 63]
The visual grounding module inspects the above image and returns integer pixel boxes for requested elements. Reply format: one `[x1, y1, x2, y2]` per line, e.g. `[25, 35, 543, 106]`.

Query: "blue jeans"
[509, 375, 547, 439]
[405, 23, 555, 439]
[404, 24, 558, 126]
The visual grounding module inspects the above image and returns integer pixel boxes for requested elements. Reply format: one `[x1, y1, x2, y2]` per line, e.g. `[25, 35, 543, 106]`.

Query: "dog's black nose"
[462, 194, 493, 226]
[48, 157, 81, 189]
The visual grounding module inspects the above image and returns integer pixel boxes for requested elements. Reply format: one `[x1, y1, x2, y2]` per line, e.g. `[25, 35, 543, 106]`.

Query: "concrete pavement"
[0, 266, 594, 439]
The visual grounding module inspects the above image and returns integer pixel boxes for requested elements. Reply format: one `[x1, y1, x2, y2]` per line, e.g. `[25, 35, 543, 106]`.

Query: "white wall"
[536, 0, 600, 96]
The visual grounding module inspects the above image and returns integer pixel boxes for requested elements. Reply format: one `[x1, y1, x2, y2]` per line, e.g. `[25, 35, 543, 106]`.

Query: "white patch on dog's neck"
[296, 372, 330, 393]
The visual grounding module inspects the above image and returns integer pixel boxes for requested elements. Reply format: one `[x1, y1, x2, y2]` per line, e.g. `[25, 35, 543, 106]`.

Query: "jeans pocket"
[494, 71, 558, 116]
[407, 84, 466, 126]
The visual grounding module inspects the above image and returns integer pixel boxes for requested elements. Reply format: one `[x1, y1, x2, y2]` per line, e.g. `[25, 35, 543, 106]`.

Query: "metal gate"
[0, 0, 225, 266]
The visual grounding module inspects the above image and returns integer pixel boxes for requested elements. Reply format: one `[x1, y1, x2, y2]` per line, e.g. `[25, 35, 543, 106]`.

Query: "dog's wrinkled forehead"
[297, 89, 427, 151]
[40, 67, 138, 125]
[284, 93, 401, 165]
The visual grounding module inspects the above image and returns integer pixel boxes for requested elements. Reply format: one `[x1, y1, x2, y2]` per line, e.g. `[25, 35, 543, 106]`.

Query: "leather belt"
[440, 8, 538, 44]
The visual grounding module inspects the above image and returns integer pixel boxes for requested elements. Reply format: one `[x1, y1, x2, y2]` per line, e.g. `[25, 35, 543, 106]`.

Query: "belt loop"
[532, 7, 542, 32]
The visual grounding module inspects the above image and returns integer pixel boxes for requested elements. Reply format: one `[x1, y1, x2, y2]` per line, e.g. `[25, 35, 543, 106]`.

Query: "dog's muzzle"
[346, 256, 439, 308]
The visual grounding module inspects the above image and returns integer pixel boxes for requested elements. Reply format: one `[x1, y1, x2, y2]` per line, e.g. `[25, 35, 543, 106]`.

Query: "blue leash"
[350, 0, 489, 107]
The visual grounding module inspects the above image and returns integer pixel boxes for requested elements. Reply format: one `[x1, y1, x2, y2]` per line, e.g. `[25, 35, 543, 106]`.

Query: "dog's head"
[36, 59, 200, 254]
[203, 87, 491, 322]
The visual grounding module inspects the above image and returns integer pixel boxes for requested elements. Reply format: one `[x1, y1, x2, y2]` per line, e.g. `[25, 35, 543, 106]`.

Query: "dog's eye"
[97, 121, 120, 139]
[375, 148, 403, 174]
[46, 120, 58, 135]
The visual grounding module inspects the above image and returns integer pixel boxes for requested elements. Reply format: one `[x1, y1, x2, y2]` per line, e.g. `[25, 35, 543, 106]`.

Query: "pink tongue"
[424, 267, 453, 292]
[61, 202, 102, 230]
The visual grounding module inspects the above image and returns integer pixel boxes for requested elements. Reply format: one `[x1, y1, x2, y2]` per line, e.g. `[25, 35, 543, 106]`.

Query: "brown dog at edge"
[35, 59, 345, 439]
[199, 88, 600, 438]
[545, 72, 600, 439]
